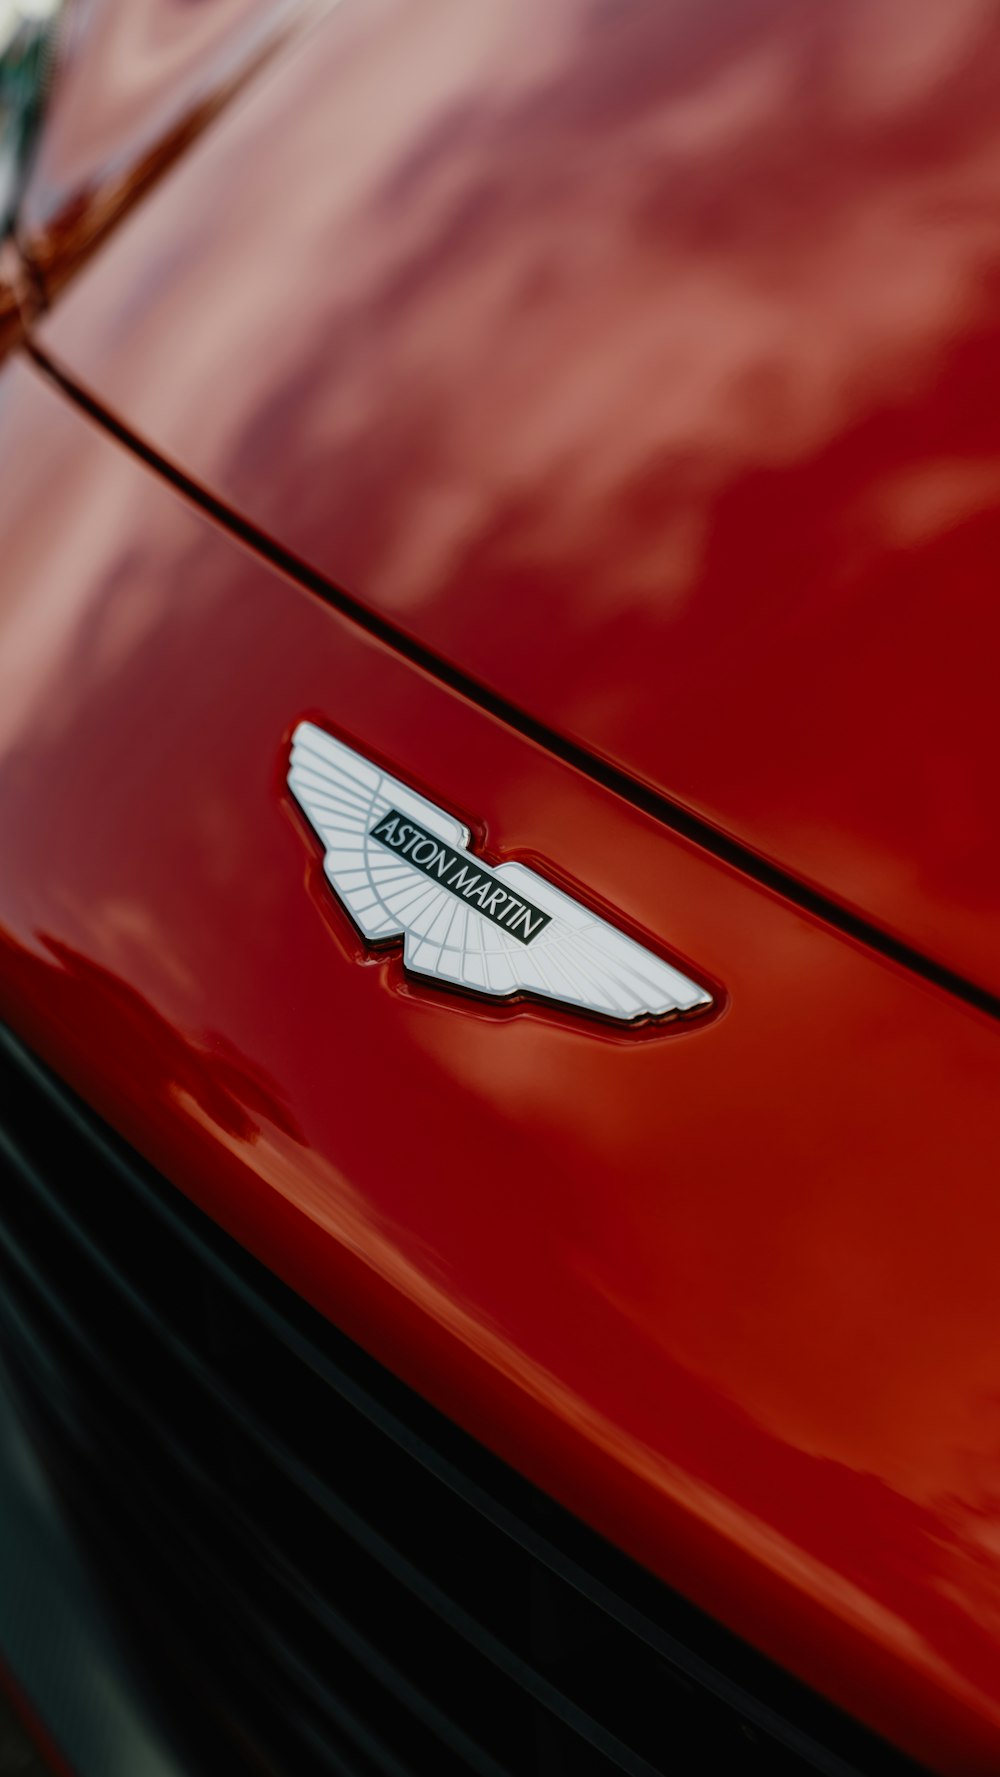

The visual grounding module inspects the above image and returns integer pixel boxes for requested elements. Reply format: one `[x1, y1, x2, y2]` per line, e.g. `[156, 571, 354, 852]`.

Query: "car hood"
[23, 0, 1000, 1004]
[5, 348, 1000, 1773]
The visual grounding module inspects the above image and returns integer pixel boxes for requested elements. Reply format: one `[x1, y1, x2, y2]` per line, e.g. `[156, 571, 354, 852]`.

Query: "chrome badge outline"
[287, 721, 712, 1024]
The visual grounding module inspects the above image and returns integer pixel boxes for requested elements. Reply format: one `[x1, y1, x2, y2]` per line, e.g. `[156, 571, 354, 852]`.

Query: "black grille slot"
[0, 1025, 925, 1777]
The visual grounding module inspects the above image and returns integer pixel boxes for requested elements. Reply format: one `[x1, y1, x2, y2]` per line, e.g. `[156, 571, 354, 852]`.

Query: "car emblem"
[287, 721, 712, 1024]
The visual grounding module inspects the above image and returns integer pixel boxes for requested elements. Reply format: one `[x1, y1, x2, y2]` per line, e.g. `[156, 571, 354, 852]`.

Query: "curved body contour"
[3, 3, 1000, 1773]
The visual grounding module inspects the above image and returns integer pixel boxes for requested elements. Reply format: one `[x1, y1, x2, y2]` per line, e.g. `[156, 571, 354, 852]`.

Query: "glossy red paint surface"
[28, 0, 1000, 1002]
[16, 0, 315, 297]
[4, 358, 1000, 1772]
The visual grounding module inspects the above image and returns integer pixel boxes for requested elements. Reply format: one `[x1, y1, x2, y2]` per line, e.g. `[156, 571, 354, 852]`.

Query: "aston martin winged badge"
[287, 722, 711, 1023]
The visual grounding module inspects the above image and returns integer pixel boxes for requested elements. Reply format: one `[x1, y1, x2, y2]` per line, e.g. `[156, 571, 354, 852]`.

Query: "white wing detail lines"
[287, 721, 712, 1024]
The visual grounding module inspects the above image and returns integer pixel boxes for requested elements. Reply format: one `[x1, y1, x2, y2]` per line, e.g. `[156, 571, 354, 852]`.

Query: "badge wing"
[288, 722, 710, 1023]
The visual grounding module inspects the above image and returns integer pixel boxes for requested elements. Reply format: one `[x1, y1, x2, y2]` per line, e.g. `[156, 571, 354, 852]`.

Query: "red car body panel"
[3, 354, 1000, 1773]
[16, 0, 314, 298]
[27, 0, 1000, 1006]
